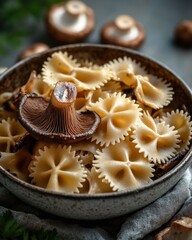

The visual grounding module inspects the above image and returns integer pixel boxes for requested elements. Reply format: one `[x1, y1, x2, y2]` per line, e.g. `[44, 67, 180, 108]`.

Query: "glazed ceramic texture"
[0, 44, 191, 220]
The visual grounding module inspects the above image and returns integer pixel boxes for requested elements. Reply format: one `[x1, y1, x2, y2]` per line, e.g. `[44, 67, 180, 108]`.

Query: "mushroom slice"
[155, 217, 192, 240]
[0, 148, 31, 182]
[30, 145, 86, 193]
[105, 56, 147, 87]
[18, 81, 100, 144]
[161, 109, 192, 151]
[0, 118, 27, 153]
[134, 74, 174, 109]
[87, 92, 142, 147]
[132, 112, 180, 164]
[93, 138, 154, 191]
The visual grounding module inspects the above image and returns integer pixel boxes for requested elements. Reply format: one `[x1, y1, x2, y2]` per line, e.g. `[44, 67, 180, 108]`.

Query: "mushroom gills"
[18, 81, 100, 143]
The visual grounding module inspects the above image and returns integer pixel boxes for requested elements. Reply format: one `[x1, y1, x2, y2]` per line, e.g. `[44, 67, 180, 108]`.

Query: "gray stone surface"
[117, 169, 191, 240]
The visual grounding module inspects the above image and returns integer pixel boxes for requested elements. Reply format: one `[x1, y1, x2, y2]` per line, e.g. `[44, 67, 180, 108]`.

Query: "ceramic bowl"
[0, 44, 191, 220]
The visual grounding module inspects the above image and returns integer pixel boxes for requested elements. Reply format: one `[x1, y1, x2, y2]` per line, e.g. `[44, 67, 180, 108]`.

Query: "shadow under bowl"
[0, 44, 191, 220]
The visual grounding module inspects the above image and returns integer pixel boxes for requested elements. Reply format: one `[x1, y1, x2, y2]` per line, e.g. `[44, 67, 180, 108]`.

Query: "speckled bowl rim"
[0, 43, 191, 201]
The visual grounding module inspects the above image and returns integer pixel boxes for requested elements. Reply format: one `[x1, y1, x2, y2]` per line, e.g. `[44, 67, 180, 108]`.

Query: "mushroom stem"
[48, 81, 89, 136]
[65, 1, 86, 16]
[115, 15, 135, 31]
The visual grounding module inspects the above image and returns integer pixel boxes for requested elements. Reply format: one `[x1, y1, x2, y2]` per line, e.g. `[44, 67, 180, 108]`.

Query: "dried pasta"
[88, 92, 142, 146]
[132, 112, 180, 164]
[30, 145, 86, 193]
[161, 109, 192, 151]
[105, 56, 147, 87]
[0, 118, 27, 153]
[0, 148, 31, 182]
[0, 50, 191, 194]
[134, 75, 174, 109]
[93, 138, 154, 191]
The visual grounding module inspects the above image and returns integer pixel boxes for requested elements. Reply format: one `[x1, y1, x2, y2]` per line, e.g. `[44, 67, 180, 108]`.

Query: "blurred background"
[0, 0, 192, 88]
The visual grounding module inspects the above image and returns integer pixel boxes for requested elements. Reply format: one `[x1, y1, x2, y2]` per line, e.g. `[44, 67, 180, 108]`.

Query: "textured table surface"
[0, 0, 192, 89]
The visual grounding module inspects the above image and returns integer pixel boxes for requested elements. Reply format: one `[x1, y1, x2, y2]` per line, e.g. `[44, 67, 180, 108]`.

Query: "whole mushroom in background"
[100, 15, 145, 49]
[174, 20, 192, 48]
[45, 0, 95, 43]
[17, 43, 50, 61]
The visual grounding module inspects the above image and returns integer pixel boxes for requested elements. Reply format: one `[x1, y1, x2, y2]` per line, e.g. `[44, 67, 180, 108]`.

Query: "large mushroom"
[18, 81, 100, 143]
[101, 15, 145, 49]
[45, 0, 95, 43]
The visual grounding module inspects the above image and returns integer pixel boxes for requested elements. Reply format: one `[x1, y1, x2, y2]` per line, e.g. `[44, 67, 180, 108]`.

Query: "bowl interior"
[0, 44, 191, 219]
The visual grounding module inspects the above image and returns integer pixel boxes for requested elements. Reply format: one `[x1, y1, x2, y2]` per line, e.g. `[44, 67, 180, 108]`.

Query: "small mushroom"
[18, 81, 100, 143]
[17, 43, 50, 61]
[174, 20, 192, 48]
[155, 217, 192, 240]
[100, 15, 145, 49]
[45, 1, 95, 43]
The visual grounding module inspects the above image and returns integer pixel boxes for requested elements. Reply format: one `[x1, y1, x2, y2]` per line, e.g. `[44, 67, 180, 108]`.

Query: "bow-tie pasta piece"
[68, 67, 113, 91]
[42, 51, 80, 87]
[161, 110, 192, 151]
[0, 107, 16, 121]
[105, 56, 147, 87]
[132, 112, 180, 164]
[101, 80, 122, 94]
[70, 140, 100, 166]
[42, 51, 113, 91]
[0, 118, 27, 153]
[0, 148, 31, 182]
[24, 71, 52, 100]
[87, 92, 142, 147]
[93, 138, 154, 191]
[134, 75, 174, 109]
[85, 89, 110, 109]
[30, 145, 87, 193]
[82, 167, 113, 194]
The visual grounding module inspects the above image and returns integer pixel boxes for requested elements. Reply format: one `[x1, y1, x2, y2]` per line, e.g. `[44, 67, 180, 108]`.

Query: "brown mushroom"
[100, 15, 145, 49]
[17, 43, 50, 61]
[45, 1, 95, 43]
[174, 20, 192, 48]
[18, 81, 100, 143]
[155, 217, 192, 240]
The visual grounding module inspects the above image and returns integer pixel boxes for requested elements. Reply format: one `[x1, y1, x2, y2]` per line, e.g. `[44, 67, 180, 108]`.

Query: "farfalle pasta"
[132, 112, 180, 164]
[0, 50, 191, 194]
[161, 110, 192, 151]
[42, 51, 113, 91]
[87, 92, 142, 146]
[105, 56, 147, 87]
[94, 138, 154, 191]
[134, 75, 174, 109]
[0, 118, 27, 153]
[30, 145, 86, 193]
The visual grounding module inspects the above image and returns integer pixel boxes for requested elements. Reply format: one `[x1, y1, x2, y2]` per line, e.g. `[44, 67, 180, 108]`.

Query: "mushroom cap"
[17, 43, 50, 61]
[45, 1, 95, 43]
[100, 15, 145, 49]
[174, 20, 192, 47]
[155, 217, 192, 240]
[18, 82, 100, 144]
